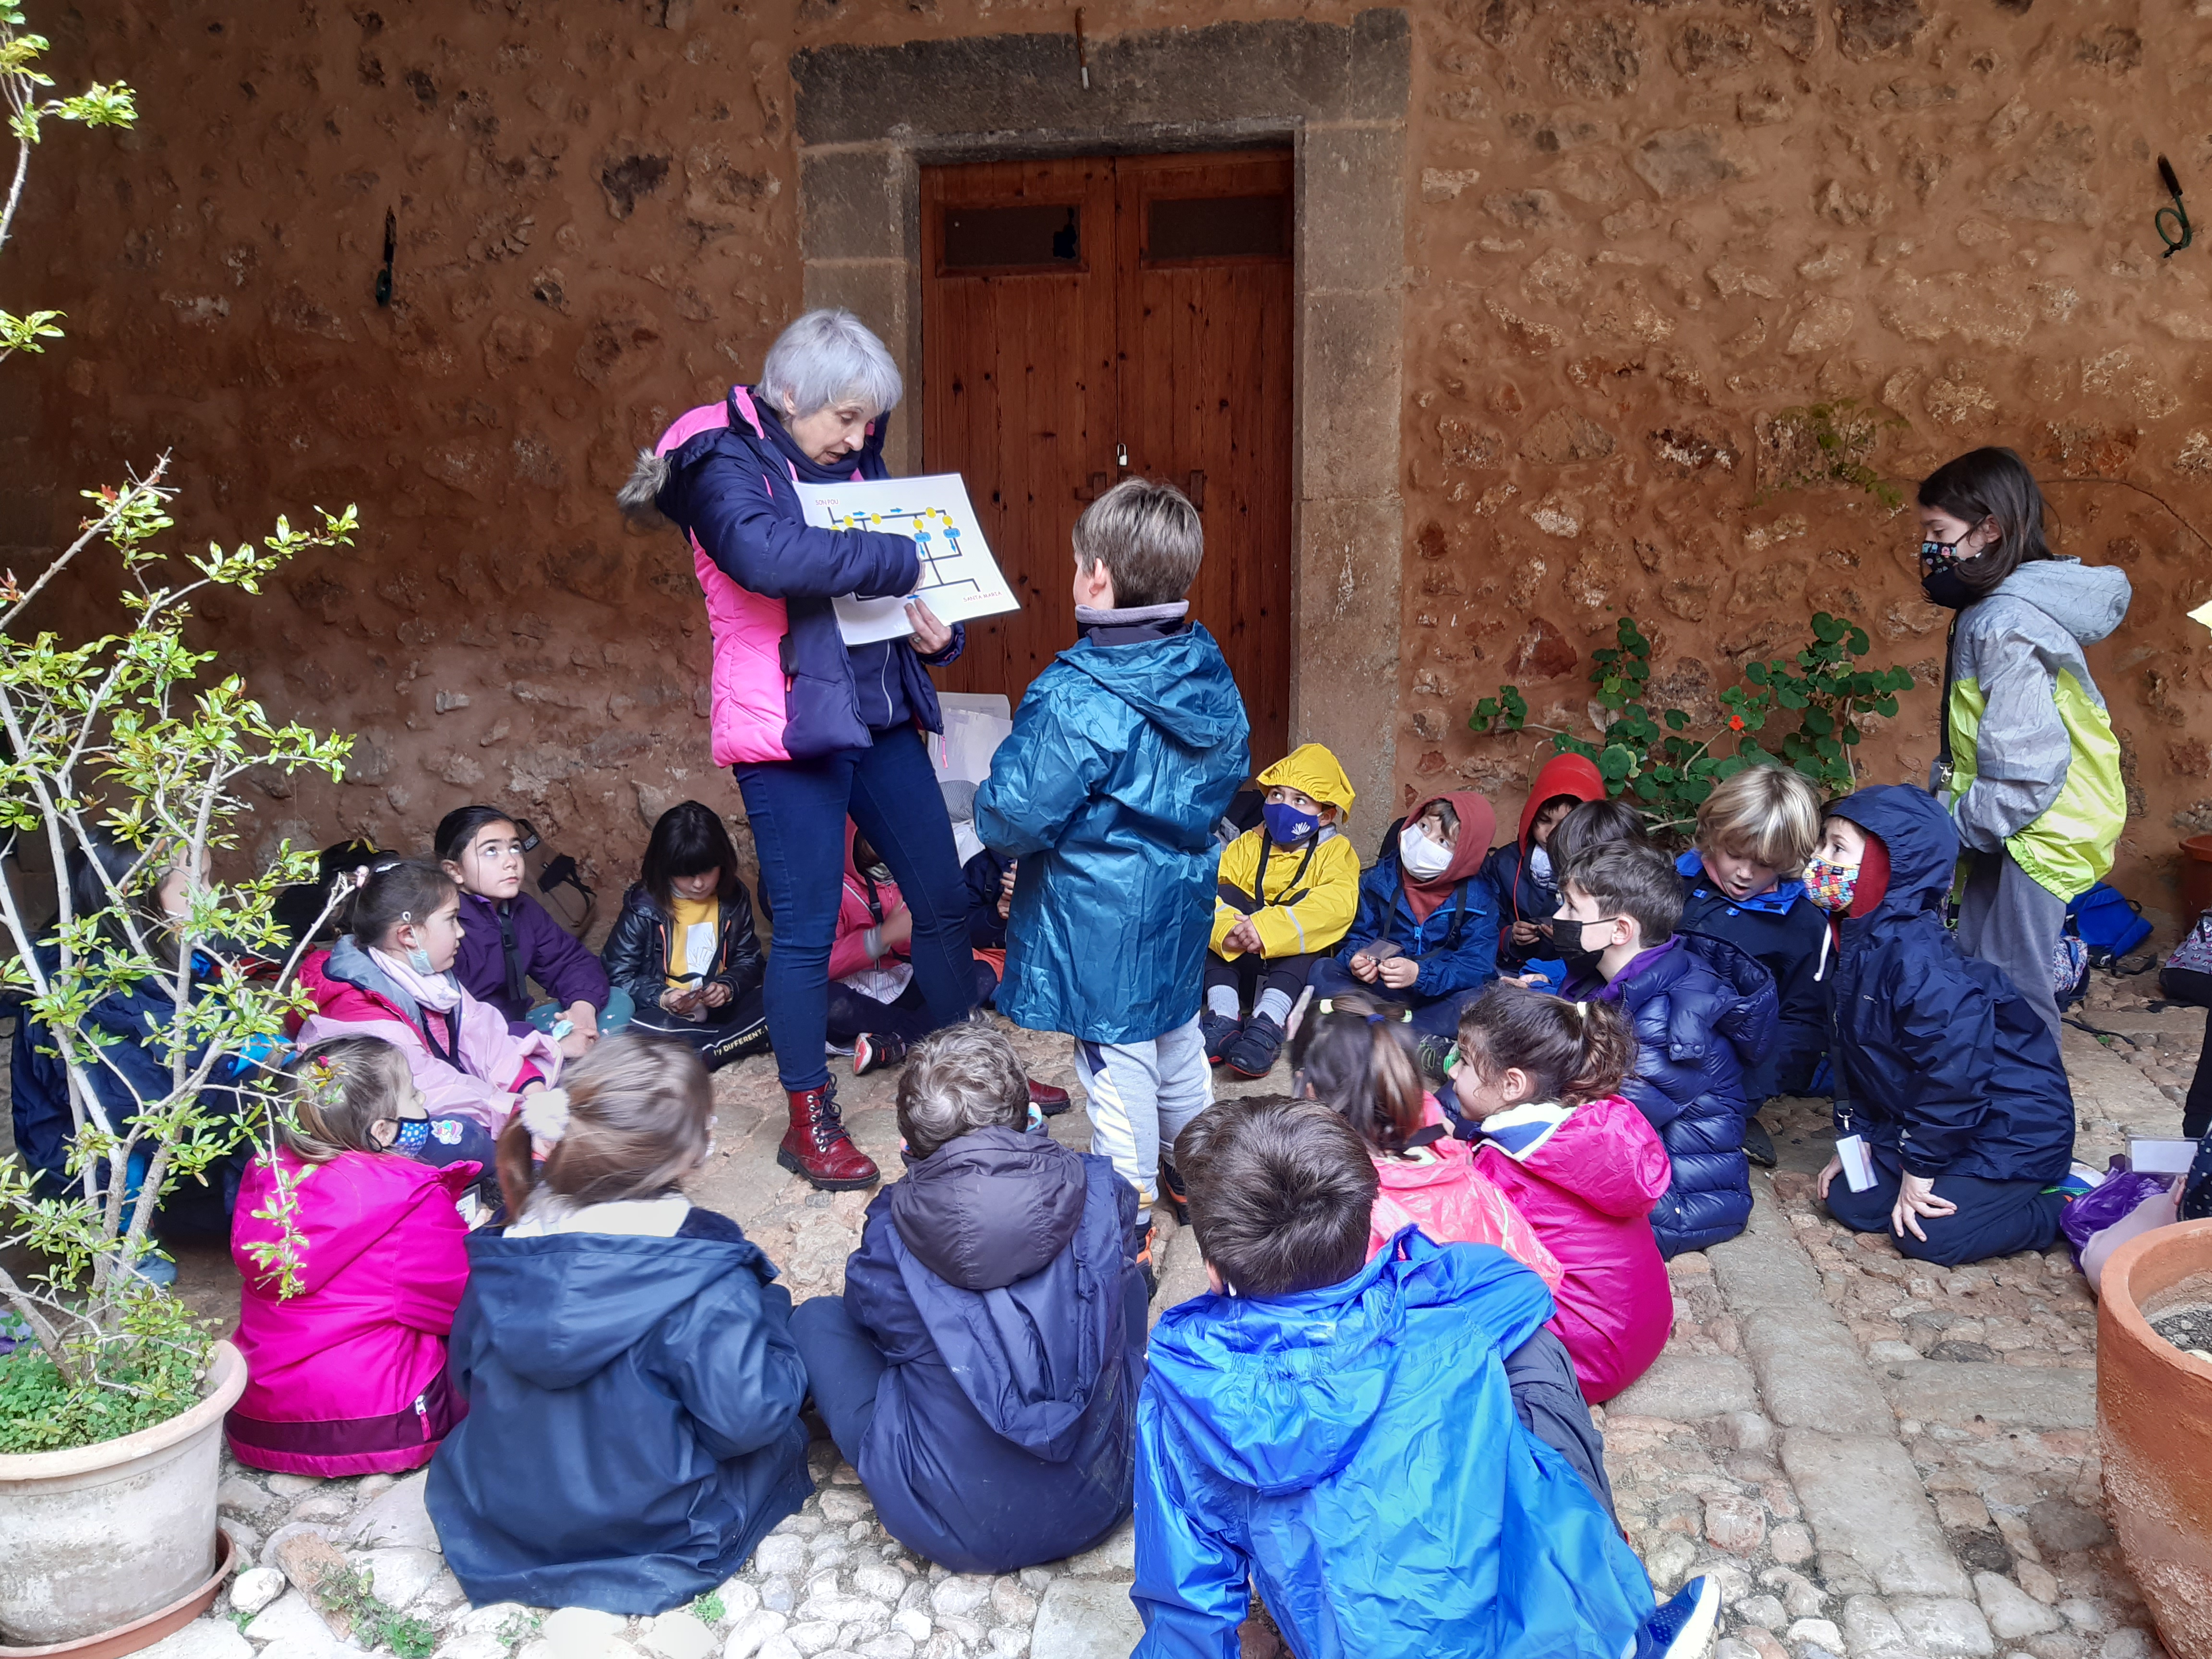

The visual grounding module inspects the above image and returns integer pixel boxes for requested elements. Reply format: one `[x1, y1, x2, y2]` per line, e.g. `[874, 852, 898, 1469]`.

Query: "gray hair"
[895, 1022, 1030, 1160]
[759, 308, 903, 421]
[1071, 477, 1204, 609]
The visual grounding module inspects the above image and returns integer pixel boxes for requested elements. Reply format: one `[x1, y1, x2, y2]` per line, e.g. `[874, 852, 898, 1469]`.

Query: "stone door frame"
[790, 8, 1410, 808]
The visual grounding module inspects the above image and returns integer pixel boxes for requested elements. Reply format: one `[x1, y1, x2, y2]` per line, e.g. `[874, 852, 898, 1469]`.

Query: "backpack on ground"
[2068, 882, 2152, 967]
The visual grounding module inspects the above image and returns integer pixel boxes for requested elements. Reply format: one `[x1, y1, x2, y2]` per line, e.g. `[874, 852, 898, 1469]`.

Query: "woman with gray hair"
[785, 1023, 1145, 1572]
[621, 309, 1065, 1190]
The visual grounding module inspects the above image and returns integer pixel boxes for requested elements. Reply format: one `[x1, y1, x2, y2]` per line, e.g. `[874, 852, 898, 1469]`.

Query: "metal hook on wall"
[2157, 156, 2193, 258]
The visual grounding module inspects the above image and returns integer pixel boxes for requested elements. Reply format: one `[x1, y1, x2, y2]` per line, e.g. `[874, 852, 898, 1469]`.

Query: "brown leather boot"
[777, 1082, 879, 1190]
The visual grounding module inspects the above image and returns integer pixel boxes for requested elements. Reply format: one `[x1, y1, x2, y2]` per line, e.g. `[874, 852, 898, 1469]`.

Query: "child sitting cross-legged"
[1201, 743, 1361, 1078]
[1555, 838, 1779, 1258]
[1677, 764, 1832, 1168]
[427, 1034, 810, 1614]
[1133, 1096, 1722, 1659]
[1451, 984, 1674, 1404]
[1482, 753, 1607, 980]
[225, 1038, 480, 1477]
[788, 1023, 1146, 1573]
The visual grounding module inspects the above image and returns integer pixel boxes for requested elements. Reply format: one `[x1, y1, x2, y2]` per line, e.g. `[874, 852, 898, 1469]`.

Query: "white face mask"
[1399, 824, 1454, 881]
[1529, 845, 1553, 885]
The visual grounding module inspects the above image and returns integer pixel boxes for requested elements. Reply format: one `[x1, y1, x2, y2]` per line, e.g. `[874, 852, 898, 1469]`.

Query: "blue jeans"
[738, 726, 979, 1091]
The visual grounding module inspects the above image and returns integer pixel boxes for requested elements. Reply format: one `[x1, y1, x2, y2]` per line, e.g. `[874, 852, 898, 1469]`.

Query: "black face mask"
[1555, 917, 1609, 982]
[1921, 565, 1978, 610]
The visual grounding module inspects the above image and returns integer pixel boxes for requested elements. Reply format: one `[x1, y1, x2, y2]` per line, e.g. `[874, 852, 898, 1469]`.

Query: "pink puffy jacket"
[1471, 1093, 1674, 1403]
[1365, 1096, 1563, 1292]
[227, 1149, 474, 1477]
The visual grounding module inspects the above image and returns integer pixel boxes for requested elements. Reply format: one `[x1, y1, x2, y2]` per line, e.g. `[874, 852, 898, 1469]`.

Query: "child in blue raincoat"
[975, 478, 1249, 1229]
[1133, 1096, 1722, 1659]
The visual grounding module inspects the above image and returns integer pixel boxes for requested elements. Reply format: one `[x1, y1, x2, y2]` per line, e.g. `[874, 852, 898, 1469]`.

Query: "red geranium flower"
[1728, 714, 1746, 732]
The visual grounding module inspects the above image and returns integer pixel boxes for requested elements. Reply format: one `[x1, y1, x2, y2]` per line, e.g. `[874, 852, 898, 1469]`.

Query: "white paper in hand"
[794, 474, 1022, 646]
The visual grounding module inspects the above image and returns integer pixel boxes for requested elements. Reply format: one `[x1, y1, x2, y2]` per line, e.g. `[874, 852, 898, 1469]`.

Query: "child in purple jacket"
[438, 805, 631, 1057]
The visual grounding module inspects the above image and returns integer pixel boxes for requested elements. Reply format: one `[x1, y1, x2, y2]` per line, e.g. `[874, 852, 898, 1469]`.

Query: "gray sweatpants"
[1956, 848, 2068, 1037]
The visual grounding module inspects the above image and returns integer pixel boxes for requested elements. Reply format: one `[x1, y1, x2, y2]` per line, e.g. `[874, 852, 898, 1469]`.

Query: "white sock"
[1206, 984, 1240, 1018]
[1254, 987, 1293, 1026]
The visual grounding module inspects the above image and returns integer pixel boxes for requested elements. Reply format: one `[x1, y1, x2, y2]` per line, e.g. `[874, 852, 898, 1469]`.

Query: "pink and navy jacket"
[294, 938, 559, 1133]
[830, 821, 910, 981]
[637, 387, 959, 766]
[1469, 1093, 1674, 1403]
[226, 1148, 475, 1477]
[1365, 1095, 1564, 1293]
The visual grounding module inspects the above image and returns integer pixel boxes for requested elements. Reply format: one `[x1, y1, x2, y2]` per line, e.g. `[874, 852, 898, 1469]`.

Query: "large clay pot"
[0, 1341, 248, 1647]
[2098, 1219, 2212, 1656]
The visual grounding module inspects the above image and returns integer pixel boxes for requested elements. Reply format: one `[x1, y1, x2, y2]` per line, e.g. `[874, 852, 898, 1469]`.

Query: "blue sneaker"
[1635, 1575, 1720, 1659]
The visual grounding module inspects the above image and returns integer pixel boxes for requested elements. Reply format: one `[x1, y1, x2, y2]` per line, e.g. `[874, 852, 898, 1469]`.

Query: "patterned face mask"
[1803, 855, 1861, 913]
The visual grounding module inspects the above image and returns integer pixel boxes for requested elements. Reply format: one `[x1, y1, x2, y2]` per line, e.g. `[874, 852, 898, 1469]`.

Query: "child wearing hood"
[1200, 743, 1361, 1079]
[1807, 786, 2078, 1267]
[427, 1035, 810, 1614]
[1678, 765, 1831, 1166]
[975, 479, 1250, 1229]
[1482, 753, 1607, 980]
[1310, 791, 1502, 1043]
[1917, 447, 2130, 1037]
[1133, 1096, 1721, 1659]
[788, 1024, 1147, 1573]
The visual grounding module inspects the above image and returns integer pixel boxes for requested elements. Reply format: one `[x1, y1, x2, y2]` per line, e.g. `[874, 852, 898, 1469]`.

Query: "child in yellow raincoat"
[1201, 745, 1360, 1080]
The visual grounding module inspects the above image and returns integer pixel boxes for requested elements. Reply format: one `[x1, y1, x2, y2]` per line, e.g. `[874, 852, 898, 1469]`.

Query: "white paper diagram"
[794, 474, 1022, 646]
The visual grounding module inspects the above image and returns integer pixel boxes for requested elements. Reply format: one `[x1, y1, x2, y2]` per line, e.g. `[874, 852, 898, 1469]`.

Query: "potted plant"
[0, 11, 355, 1649]
[2096, 1216, 2212, 1659]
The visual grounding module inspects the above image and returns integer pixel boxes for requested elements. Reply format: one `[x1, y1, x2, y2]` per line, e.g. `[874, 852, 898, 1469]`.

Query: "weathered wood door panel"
[921, 149, 1294, 765]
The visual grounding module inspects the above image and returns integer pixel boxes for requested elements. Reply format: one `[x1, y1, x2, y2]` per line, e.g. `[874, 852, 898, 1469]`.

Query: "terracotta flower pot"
[0, 1341, 248, 1648]
[2097, 1218, 2212, 1656]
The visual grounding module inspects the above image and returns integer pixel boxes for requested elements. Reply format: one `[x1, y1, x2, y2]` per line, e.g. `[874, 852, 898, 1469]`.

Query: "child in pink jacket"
[1451, 984, 1674, 1403]
[227, 1037, 479, 1476]
[828, 824, 999, 1077]
[1288, 995, 1562, 1291]
[296, 860, 560, 1133]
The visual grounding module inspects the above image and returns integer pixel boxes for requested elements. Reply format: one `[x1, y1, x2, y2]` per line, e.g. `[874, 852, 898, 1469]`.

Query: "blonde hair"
[1695, 764, 1821, 875]
[281, 1038, 415, 1162]
[495, 1034, 713, 1221]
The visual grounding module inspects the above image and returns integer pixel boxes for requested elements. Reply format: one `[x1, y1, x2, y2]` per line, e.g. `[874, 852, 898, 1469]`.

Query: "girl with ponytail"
[1453, 984, 1674, 1402]
[1287, 993, 1561, 1287]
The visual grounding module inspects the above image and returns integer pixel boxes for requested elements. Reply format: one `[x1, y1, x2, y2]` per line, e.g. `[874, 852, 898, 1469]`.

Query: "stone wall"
[6, 0, 2212, 925]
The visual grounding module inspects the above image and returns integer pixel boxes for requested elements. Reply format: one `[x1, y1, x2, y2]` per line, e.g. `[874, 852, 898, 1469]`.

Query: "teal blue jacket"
[975, 618, 1249, 1044]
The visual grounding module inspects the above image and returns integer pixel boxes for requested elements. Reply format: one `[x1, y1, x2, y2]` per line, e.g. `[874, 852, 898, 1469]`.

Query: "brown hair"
[1455, 983, 1635, 1106]
[1286, 992, 1426, 1155]
[1548, 796, 1646, 876]
[1171, 1097, 1377, 1298]
[495, 1033, 713, 1221]
[1071, 477, 1204, 609]
[1558, 836, 1683, 947]
[350, 858, 458, 950]
[280, 1038, 416, 1162]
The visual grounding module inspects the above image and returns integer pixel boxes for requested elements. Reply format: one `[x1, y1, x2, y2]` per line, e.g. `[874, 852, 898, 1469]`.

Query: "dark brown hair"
[1917, 445, 2053, 601]
[1548, 796, 1647, 877]
[641, 801, 744, 912]
[1455, 983, 1634, 1106]
[495, 1033, 714, 1221]
[1171, 1098, 1377, 1297]
[1286, 992, 1425, 1154]
[1072, 477, 1203, 608]
[350, 859, 458, 950]
[1558, 836, 1683, 946]
[280, 1037, 416, 1162]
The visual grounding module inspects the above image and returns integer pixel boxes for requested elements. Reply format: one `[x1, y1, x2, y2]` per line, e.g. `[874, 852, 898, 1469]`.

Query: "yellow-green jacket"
[1943, 558, 2130, 903]
[1211, 745, 1360, 961]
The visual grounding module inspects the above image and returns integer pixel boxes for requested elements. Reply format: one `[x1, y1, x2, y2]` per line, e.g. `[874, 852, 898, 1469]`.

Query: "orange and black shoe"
[1157, 1152, 1191, 1228]
[852, 1032, 908, 1077]
[1130, 1212, 1157, 1298]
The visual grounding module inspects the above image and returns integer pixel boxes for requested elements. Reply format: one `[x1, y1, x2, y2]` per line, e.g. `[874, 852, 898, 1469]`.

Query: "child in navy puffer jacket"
[1557, 838, 1778, 1257]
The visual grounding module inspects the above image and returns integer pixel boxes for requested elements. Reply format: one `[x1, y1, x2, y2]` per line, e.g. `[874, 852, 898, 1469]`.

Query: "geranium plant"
[1469, 613, 1916, 835]
[0, 5, 357, 1452]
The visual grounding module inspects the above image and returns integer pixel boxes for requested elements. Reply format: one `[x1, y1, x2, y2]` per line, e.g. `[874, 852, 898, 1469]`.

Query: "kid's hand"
[557, 1026, 594, 1060]
[879, 908, 914, 954]
[1378, 957, 1419, 990]
[906, 598, 954, 656]
[1816, 1154, 1843, 1201]
[1349, 952, 1380, 984]
[1223, 919, 1262, 955]
[1891, 1172, 1956, 1243]
[1511, 920, 1546, 947]
[701, 980, 732, 1009]
[1508, 972, 1547, 988]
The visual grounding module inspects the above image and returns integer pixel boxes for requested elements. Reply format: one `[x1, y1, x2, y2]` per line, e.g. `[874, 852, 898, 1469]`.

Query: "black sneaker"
[1743, 1115, 1779, 1169]
[1200, 1009, 1242, 1065]
[1222, 1012, 1286, 1079]
[1158, 1152, 1191, 1227]
[853, 1032, 908, 1077]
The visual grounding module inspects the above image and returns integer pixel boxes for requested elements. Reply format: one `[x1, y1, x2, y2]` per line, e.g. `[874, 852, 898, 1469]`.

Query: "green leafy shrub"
[1469, 614, 1916, 834]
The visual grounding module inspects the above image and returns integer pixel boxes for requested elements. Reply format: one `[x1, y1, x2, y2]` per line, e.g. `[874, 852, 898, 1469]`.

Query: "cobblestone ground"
[126, 981, 2192, 1659]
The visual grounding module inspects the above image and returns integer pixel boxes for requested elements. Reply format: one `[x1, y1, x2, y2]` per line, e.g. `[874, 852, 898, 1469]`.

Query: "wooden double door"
[920, 149, 1294, 765]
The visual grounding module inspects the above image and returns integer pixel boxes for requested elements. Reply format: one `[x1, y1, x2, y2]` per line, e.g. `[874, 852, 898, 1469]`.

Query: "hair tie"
[521, 1088, 572, 1142]
[1367, 1013, 1385, 1026]
[1574, 1001, 1588, 1018]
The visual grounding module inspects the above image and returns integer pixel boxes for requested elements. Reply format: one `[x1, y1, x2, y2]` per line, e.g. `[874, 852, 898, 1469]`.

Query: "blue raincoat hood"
[1058, 627, 1247, 751]
[1828, 784, 1957, 928]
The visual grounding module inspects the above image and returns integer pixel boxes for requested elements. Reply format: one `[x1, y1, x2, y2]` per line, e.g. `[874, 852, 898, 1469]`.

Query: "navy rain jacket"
[842, 1127, 1146, 1573]
[1825, 786, 2075, 1185]
[427, 1211, 811, 1614]
[1334, 848, 1501, 1002]
[1678, 852, 1832, 1099]
[1587, 934, 1778, 1257]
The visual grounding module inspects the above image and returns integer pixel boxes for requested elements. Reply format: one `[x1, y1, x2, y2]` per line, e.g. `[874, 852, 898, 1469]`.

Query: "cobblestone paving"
[126, 980, 2191, 1659]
